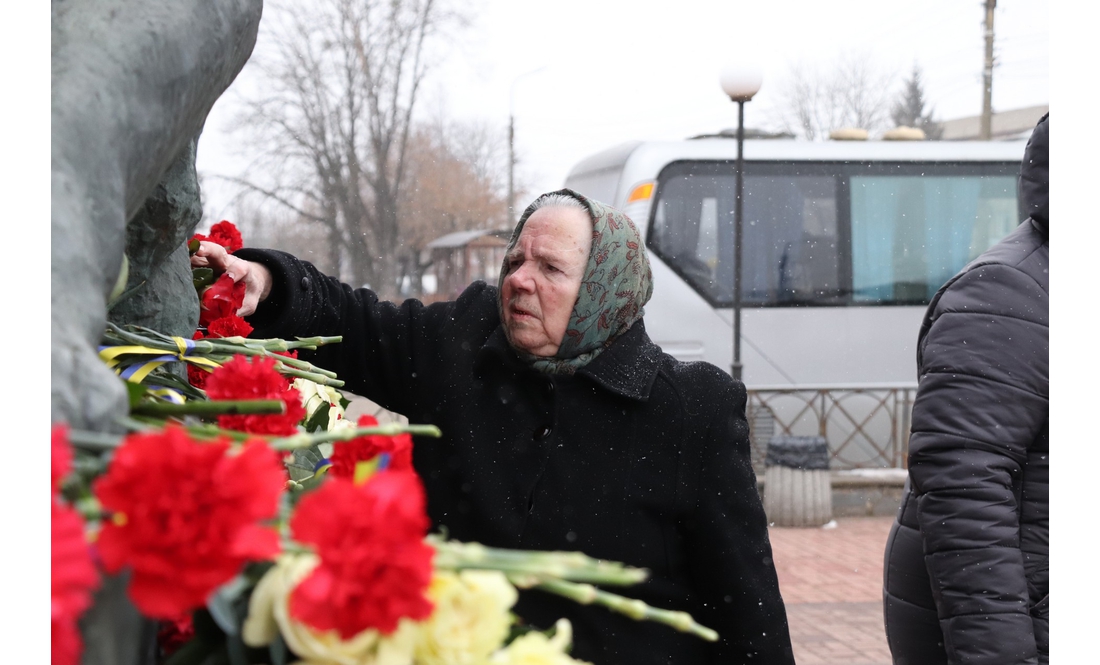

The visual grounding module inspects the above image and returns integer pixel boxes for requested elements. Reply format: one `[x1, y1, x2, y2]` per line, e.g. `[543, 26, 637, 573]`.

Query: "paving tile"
[768, 516, 895, 664]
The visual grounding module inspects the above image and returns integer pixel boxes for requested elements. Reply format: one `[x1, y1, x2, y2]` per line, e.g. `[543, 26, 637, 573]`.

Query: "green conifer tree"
[891, 65, 943, 139]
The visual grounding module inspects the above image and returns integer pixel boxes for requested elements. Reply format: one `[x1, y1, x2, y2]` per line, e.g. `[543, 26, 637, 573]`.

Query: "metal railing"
[747, 383, 917, 472]
[347, 385, 917, 473]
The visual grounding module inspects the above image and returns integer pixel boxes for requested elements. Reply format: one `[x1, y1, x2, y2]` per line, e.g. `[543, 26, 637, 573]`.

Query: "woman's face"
[500, 206, 592, 357]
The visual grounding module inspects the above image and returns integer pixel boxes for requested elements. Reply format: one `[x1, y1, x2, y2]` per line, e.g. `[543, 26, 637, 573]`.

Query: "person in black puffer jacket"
[882, 113, 1049, 664]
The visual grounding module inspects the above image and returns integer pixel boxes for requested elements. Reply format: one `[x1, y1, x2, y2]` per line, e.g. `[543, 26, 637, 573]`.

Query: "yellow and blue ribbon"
[312, 458, 332, 478]
[98, 336, 222, 384]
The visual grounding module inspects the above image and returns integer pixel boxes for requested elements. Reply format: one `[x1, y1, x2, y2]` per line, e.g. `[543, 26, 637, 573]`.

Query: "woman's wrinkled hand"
[190, 241, 272, 317]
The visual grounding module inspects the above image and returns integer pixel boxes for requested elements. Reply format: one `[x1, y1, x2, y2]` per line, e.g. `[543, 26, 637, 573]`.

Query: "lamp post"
[509, 66, 547, 223]
[719, 65, 762, 383]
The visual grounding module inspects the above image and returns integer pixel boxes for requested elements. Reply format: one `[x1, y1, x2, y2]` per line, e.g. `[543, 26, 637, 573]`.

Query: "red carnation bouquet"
[51, 426, 98, 665]
[193, 219, 244, 253]
[94, 427, 285, 618]
[190, 220, 253, 364]
[289, 468, 435, 637]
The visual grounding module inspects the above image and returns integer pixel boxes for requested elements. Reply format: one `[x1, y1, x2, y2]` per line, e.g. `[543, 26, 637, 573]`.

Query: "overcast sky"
[196, 0, 1049, 224]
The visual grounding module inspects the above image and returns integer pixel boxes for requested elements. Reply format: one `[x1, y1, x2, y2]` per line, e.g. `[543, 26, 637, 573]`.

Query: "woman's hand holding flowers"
[190, 239, 272, 317]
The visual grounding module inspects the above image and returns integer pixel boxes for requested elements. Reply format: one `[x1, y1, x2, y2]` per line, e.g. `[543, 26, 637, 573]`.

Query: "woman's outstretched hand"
[190, 241, 272, 317]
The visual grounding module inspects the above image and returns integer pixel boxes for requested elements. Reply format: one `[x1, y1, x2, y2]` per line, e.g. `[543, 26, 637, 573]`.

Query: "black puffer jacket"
[235, 249, 795, 665]
[883, 113, 1049, 665]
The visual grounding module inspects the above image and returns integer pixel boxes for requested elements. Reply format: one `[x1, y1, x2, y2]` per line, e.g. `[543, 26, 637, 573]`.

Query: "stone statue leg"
[108, 136, 204, 340]
[51, 0, 263, 432]
[52, 2, 263, 663]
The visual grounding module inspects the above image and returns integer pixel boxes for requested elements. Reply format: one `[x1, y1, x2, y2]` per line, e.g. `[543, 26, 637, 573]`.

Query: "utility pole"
[508, 66, 546, 223]
[508, 116, 515, 223]
[980, 0, 997, 140]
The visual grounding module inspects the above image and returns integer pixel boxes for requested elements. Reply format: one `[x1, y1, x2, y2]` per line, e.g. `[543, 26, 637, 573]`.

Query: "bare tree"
[396, 116, 513, 295]
[891, 64, 944, 139]
[228, 109, 515, 297]
[233, 198, 341, 276]
[770, 53, 897, 140]
[227, 0, 460, 296]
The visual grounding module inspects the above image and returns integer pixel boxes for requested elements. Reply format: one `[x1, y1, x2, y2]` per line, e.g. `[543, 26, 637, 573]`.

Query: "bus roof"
[566, 138, 1028, 181]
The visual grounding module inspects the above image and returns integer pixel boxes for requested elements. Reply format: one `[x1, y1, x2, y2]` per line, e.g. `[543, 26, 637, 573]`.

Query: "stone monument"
[52, 1, 263, 662]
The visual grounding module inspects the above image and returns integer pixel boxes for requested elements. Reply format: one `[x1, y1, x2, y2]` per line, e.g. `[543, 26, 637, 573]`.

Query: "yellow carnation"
[489, 620, 592, 665]
[413, 570, 519, 665]
[242, 553, 418, 665]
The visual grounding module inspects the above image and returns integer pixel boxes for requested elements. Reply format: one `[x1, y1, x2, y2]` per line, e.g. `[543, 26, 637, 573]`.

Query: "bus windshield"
[647, 160, 1021, 307]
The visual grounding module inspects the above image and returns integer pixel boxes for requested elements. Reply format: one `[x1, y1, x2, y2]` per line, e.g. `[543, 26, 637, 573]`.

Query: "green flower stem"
[73, 496, 104, 523]
[107, 323, 341, 353]
[112, 417, 441, 450]
[531, 578, 719, 643]
[429, 537, 648, 586]
[272, 354, 339, 379]
[186, 351, 343, 386]
[118, 415, 254, 442]
[130, 399, 285, 417]
[203, 334, 342, 353]
[282, 542, 314, 556]
[270, 364, 345, 388]
[68, 428, 126, 451]
[200, 339, 340, 380]
[104, 324, 342, 382]
[268, 423, 443, 451]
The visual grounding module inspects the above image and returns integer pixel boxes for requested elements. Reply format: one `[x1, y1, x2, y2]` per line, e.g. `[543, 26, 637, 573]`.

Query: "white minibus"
[564, 137, 1026, 468]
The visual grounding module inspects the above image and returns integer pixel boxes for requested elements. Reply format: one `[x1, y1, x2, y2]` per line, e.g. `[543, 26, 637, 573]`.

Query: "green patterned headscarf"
[497, 188, 653, 375]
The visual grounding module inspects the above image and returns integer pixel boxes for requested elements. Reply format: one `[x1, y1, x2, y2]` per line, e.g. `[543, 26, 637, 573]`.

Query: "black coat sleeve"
[907, 262, 1048, 665]
[678, 364, 795, 664]
[233, 248, 494, 418]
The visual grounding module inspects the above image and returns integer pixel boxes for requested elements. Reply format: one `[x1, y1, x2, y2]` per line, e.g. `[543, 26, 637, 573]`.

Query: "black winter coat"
[883, 114, 1049, 665]
[237, 248, 795, 665]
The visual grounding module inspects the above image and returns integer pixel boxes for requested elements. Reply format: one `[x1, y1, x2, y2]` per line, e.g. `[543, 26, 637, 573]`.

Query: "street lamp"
[509, 66, 547, 223]
[719, 64, 762, 383]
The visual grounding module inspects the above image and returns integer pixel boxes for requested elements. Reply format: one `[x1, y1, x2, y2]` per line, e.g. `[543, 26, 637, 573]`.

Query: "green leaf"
[107, 280, 147, 312]
[161, 639, 212, 665]
[243, 560, 275, 585]
[207, 575, 251, 636]
[286, 444, 328, 482]
[303, 402, 331, 433]
[108, 255, 130, 303]
[188, 238, 201, 254]
[142, 366, 209, 402]
[226, 629, 249, 665]
[269, 633, 289, 665]
[504, 615, 539, 645]
[124, 381, 149, 409]
[193, 267, 215, 291]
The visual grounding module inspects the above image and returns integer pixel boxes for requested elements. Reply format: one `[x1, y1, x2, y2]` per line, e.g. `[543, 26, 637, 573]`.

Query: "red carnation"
[52, 423, 72, 491]
[93, 427, 285, 618]
[289, 470, 434, 637]
[193, 220, 244, 253]
[329, 415, 414, 479]
[187, 330, 211, 390]
[52, 502, 100, 665]
[200, 274, 245, 326]
[52, 426, 99, 665]
[204, 355, 305, 435]
[157, 615, 196, 658]
[207, 314, 254, 339]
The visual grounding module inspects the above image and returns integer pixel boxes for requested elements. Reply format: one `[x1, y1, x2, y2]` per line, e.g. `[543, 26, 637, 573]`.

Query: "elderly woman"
[195, 189, 794, 664]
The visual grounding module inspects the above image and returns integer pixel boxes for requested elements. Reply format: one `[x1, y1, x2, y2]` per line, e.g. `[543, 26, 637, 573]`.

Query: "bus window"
[850, 174, 1018, 302]
[648, 160, 1020, 308]
[649, 163, 841, 306]
[741, 175, 840, 305]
